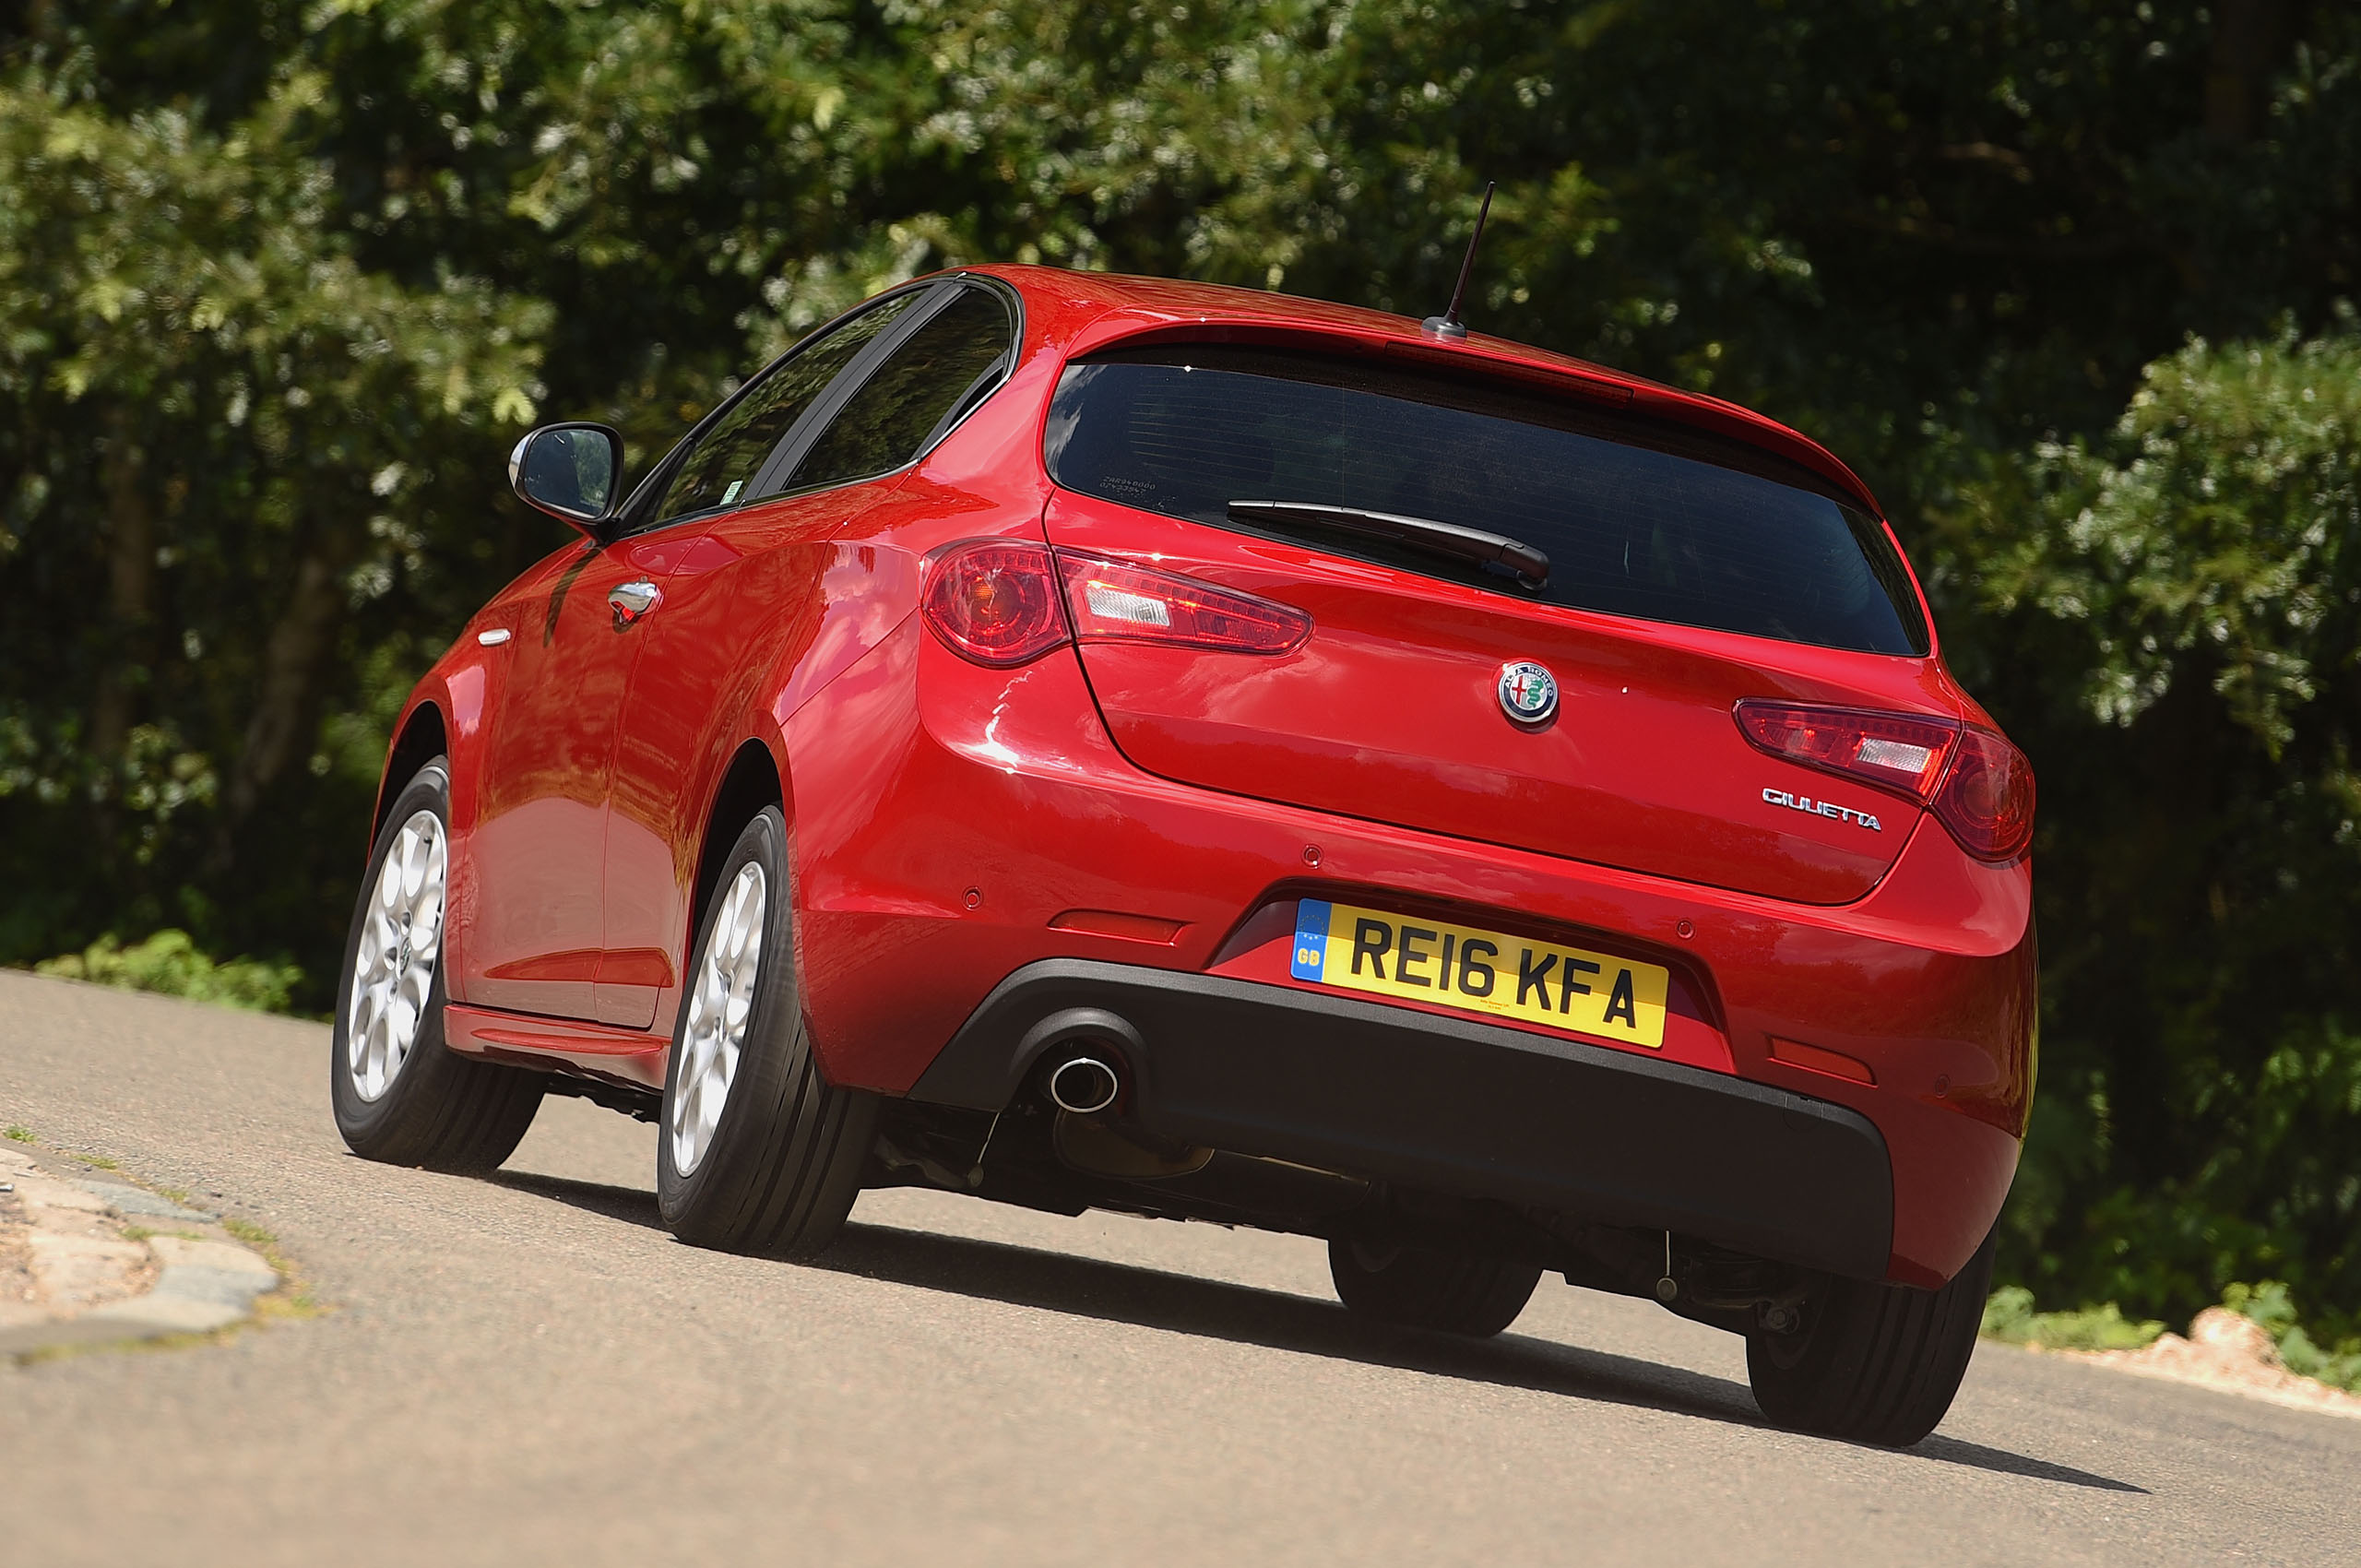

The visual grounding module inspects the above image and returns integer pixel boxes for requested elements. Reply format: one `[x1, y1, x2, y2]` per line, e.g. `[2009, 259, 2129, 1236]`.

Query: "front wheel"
[1328, 1238, 1542, 1337]
[656, 806, 878, 1259]
[1745, 1228, 1997, 1447]
[330, 758, 543, 1171]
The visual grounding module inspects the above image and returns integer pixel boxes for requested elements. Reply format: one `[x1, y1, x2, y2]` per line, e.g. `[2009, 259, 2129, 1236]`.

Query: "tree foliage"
[0, 53, 547, 952]
[1932, 323, 2361, 1329]
[3, 0, 2357, 1329]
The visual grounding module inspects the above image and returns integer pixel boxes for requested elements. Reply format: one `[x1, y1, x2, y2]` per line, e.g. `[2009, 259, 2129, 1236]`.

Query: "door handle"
[608, 579, 661, 629]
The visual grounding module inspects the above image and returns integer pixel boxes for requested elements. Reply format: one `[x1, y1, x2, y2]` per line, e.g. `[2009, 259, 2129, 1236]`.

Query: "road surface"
[2, 971, 2353, 1564]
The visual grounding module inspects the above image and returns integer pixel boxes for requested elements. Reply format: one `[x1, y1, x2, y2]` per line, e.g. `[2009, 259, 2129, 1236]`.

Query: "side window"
[787, 287, 1014, 492]
[649, 290, 925, 525]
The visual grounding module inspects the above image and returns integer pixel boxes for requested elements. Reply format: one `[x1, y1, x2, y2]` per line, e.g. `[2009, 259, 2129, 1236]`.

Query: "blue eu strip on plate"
[1291, 899, 1332, 981]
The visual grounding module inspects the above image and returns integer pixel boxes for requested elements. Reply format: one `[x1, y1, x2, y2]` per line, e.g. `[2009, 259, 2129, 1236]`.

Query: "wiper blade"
[1226, 500, 1549, 589]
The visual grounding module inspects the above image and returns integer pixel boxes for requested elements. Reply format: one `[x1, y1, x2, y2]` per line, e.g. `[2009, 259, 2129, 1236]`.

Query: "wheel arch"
[689, 738, 789, 951]
[374, 701, 450, 840]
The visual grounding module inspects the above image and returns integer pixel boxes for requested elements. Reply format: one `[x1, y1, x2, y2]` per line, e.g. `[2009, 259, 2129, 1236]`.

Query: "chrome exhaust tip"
[1047, 1056, 1121, 1115]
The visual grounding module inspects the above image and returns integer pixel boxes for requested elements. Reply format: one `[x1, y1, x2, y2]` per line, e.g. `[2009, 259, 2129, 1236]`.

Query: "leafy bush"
[36, 930, 303, 1015]
[2222, 1281, 2361, 1393]
[1983, 1280, 2361, 1393]
[1980, 1287, 2166, 1352]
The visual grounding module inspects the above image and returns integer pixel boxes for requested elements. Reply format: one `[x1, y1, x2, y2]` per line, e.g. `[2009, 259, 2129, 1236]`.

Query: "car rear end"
[814, 289, 2034, 1309]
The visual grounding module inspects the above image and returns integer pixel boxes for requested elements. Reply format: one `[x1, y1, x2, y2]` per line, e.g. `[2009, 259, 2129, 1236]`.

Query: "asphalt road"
[3, 971, 2355, 1565]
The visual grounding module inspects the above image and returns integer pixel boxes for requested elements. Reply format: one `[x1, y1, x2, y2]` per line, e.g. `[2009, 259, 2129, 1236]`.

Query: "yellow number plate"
[1289, 898, 1669, 1049]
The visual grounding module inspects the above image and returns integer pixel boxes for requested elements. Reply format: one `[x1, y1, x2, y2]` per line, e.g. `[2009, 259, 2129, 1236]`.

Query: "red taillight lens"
[921, 540, 1069, 666]
[1734, 699, 2035, 862]
[1736, 702, 1961, 799]
[1933, 728, 2036, 861]
[921, 541, 1312, 668]
[1056, 552, 1310, 654]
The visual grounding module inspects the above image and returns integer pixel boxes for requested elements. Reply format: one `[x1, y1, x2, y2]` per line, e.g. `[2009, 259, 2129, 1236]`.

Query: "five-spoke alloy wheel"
[658, 806, 878, 1258]
[668, 861, 765, 1178]
[330, 759, 543, 1171]
[346, 808, 448, 1103]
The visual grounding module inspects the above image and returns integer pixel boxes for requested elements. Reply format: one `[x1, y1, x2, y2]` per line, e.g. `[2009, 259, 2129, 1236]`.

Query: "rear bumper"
[784, 617, 2030, 1287]
[912, 958, 1895, 1281]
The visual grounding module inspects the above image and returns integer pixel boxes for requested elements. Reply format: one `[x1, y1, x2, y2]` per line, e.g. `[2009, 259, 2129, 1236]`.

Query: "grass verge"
[32, 929, 303, 1015]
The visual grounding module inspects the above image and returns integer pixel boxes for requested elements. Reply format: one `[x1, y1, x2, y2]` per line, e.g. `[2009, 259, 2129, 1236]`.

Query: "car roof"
[955, 264, 1883, 516]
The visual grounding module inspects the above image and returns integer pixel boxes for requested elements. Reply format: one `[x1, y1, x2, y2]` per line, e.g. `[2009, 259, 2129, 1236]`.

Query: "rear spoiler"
[1063, 315, 1883, 517]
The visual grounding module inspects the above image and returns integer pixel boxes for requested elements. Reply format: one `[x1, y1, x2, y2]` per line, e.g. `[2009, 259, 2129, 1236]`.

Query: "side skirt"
[443, 1002, 670, 1097]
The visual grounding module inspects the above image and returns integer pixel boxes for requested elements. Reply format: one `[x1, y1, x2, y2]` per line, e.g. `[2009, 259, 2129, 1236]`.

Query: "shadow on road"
[481, 1170, 2144, 1494]
[489, 1170, 668, 1230]
[821, 1220, 2148, 1494]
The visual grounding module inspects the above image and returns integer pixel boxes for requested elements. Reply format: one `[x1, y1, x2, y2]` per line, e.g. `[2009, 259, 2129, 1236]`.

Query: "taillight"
[1056, 552, 1310, 654]
[921, 541, 1069, 666]
[1736, 702, 1961, 798]
[1734, 700, 2035, 862]
[1935, 728, 2036, 861]
[922, 540, 1311, 668]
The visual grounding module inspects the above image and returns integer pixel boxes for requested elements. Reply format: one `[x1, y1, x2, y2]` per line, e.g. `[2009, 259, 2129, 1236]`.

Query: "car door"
[460, 529, 686, 1019]
[600, 279, 1019, 1033]
[590, 281, 943, 1028]
[458, 293, 933, 1022]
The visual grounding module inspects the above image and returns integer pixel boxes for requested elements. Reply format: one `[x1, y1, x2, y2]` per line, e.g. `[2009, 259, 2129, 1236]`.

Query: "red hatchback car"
[332, 266, 2035, 1446]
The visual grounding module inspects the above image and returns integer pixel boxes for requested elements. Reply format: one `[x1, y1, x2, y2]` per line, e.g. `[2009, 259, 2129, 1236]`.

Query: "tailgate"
[1039, 344, 1945, 905]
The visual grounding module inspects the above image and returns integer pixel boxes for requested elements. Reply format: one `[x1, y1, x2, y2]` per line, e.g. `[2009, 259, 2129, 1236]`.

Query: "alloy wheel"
[670, 861, 766, 1177]
[347, 808, 448, 1102]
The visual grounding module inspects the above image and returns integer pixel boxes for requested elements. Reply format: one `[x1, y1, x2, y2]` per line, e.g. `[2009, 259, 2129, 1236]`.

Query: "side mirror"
[508, 422, 623, 532]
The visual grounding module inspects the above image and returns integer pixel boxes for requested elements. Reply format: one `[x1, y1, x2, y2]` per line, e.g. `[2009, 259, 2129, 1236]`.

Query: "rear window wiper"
[1226, 500, 1549, 590]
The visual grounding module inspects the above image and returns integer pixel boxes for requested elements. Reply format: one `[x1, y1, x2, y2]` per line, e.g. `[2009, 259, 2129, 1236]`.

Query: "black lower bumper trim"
[908, 959, 1893, 1280]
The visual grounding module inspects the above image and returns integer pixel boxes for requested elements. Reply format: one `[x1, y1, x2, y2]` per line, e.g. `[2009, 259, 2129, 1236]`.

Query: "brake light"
[1056, 552, 1310, 654]
[921, 541, 1069, 666]
[1935, 727, 2036, 861]
[1734, 700, 2035, 862]
[922, 540, 1311, 668]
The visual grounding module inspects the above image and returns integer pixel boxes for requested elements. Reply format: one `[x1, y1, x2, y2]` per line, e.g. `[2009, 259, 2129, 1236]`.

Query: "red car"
[332, 266, 2035, 1446]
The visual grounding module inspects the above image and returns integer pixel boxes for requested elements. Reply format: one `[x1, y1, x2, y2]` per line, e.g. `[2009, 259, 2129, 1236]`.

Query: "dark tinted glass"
[652, 291, 922, 523]
[789, 287, 1014, 490]
[1043, 350, 1928, 656]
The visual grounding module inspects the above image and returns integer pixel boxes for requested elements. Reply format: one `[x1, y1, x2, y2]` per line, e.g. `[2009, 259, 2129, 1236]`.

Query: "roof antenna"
[1421, 179, 1496, 342]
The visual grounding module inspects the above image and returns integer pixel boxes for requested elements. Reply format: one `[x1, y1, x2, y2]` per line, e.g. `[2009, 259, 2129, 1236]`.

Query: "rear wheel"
[657, 807, 878, 1259]
[330, 759, 543, 1171]
[1746, 1228, 1997, 1447]
[1328, 1238, 1541, 1337]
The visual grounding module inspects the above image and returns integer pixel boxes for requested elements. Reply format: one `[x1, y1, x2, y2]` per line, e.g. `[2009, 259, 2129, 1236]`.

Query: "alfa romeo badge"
[1497, 660, 1558, 726]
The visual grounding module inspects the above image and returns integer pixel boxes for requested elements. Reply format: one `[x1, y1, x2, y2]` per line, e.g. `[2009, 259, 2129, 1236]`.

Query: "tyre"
[330, 758, 543, 1171]
[1328, 1238, 1542, 1337]
[1746, 1228, 1998, 1447]
[657, 806, 878, 1259]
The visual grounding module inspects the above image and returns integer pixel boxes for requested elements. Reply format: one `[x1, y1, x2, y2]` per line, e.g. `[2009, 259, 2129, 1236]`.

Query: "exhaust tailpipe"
[1047, 1056, 1121, 1115]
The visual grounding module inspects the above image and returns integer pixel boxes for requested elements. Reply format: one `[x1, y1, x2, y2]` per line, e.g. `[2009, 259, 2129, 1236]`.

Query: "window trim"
[754, 278, 1021, 498]
[607, 275, 1022, 540]
[609, 278, 948, 538]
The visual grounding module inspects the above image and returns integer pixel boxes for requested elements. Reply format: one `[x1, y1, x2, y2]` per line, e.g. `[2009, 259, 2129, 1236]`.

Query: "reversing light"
[1735, 701, 1959, 798]
[1056, 552, 1310, 654]
[1733, 699, 2035, 862]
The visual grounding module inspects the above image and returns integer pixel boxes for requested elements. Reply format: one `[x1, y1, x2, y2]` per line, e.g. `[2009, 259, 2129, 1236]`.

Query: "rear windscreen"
[1043, 347, 1928, 656]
